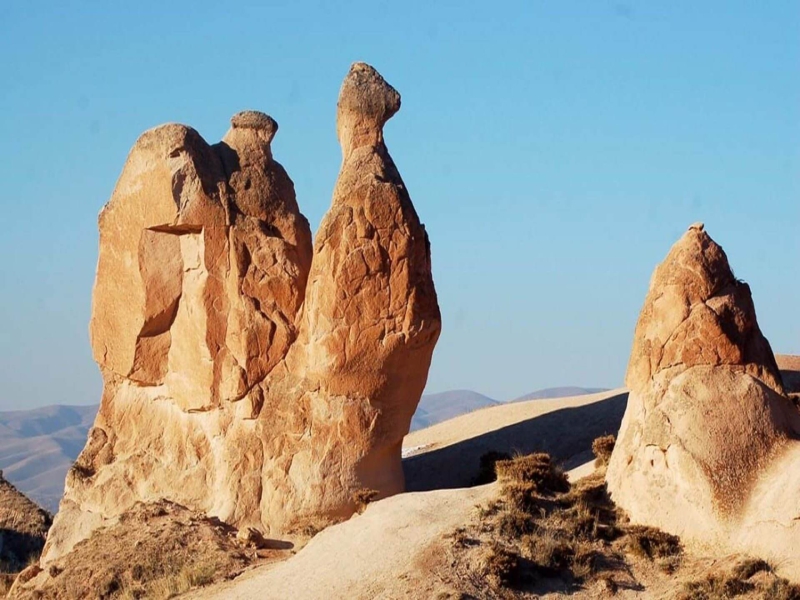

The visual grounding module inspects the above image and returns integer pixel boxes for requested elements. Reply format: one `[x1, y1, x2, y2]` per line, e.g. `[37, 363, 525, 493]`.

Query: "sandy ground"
[186, 485, 494, 600]
[187, 390, 628, 599]
[186, 384, 800, 599]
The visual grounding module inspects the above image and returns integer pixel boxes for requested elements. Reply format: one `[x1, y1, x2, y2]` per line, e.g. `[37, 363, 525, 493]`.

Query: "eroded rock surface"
[38, 63, 440, 572]
[607, 224, 800, 579]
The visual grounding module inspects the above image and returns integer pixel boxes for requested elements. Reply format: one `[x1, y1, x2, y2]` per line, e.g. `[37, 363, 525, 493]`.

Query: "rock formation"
[37, 62, 440, 570]
[607, 223, 800, 578]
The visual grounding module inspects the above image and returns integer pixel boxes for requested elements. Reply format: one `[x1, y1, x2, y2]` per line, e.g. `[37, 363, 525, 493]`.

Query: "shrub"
[523, 532, 574, 572]
[500, 482, 540, 513]
[592, 435, 616, 466]
[572, 545, 601, 580]
[481, 543, 520, 587]
[625, 525, 682, 562]
[495, 453, 569, 495]
[678, 575, 755, 599]
[731, 557, 771, 580]
[497, 507, 537, 537]
[763, 578, 800, 600]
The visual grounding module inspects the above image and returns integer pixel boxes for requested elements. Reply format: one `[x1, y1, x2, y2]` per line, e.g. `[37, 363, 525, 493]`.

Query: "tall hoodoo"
[37, 64, 440, 576]
[607, 223, 800, 579]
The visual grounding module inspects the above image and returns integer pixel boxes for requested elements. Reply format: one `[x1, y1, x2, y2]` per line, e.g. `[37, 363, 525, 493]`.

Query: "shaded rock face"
[42, 63, 440, 565]
[607, 224, 800, 578]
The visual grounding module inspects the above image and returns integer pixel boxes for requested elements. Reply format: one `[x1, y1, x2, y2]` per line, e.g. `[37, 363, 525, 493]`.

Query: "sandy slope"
[188, 390, 627, 599]
[187, 485, 493, 600]
[404, 388, 628, 491]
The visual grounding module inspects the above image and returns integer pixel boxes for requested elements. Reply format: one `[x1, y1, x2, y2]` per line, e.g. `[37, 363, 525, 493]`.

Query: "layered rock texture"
[39, 63, 440, 567]
[607, 223, 800, 577]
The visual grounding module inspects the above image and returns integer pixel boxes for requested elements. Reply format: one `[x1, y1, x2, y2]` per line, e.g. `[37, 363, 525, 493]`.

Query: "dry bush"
[763, 578, 800, 600]
[521, 531, 574, 572]
[500, 482, 540, 513]
[474, 451, 511, 485]
[679, 574, 755, 599]
[571, 545, 602, 580]
[495, 453, 569, 495]
[481, 543, 520, 588]
[625, 525, 682, 563]
[559, 477, 622, 543]
[731, 557, 771, 580]
[452, 454, 691, 595]
[677, 557, 798, 600]
[352, 488, 379, 513]
[592, 434, 616, 466]
[497, 506, 537, 538]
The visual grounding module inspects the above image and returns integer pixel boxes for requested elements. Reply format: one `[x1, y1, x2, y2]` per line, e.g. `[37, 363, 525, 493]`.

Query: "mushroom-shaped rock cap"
[337, 63, 400, 151]
[228, 110, 278, 144]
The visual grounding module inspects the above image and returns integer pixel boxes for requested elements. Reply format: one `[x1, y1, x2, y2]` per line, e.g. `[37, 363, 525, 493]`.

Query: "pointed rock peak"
[626, 225, 783, 394]
[653, 223, 734, 306]
[337, 62, 401, 152]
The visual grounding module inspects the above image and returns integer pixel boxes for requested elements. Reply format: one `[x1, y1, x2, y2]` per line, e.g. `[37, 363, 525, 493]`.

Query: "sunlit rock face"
[607, 223, 800, 580]
[42, 62, 441, 565]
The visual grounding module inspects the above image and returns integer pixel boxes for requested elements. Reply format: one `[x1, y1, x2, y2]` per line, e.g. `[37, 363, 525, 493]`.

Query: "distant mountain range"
[410, 386, 608, 431]
[0, 404, 97, 512]
[0, 386, 607, 512]
[511, 386, 608, 402]
[410, 390, 500, 431]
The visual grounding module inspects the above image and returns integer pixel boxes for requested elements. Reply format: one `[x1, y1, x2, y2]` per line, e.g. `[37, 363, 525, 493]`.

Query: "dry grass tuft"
[678, 557, 799, 600]
[592, 434, 616, 466]
[480, 543, 520, 588]
[495, 453, 569, 496]
[731, 557, 772, 580]
[762, 578, 800, 600]
[678, 574, 755, 599]
[352, 488, 379, 513]
[521, 530, 575, 572]
[625, 524, 682, 569]
[448, 452, 692, 596]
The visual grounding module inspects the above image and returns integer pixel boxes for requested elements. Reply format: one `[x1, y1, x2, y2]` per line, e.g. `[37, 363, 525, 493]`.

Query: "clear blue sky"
[1, 1, 798, 410]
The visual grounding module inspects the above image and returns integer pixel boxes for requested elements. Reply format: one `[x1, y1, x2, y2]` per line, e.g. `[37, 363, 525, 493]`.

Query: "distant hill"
[411, 391, 498, 431]
[411, 386, 610, 432]
[0, 404, 97, 512]
[511, 387, 608, 402]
